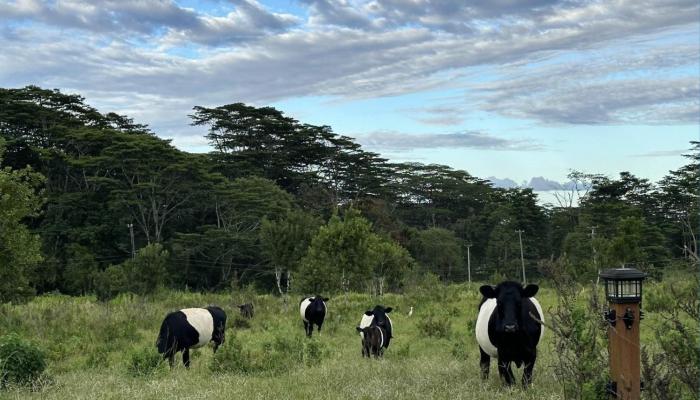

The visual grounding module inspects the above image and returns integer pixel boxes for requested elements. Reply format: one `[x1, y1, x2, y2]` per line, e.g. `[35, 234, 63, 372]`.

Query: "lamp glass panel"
[606, 280, 616, 299]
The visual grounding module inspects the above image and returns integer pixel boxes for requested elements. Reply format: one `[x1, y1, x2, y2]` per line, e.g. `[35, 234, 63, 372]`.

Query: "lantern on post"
[599, 267, 647, 400]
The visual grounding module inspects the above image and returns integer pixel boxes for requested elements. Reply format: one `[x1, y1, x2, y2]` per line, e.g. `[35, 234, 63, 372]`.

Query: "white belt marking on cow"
[299, 297, 312, 322]
[181, 308, 214, 348]
[476, 298, 498, 357]
[359, 314, 392, 340]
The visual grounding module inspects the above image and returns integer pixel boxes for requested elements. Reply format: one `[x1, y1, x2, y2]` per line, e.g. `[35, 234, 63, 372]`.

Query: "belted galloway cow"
[156, 306, 227, 368]
[476, 281, 544, 386]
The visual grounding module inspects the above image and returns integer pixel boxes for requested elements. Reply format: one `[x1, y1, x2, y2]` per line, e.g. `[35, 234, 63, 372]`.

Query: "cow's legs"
[182, 348, 191, 369]
[522, 354, 536, 387]
[317, 322, 323, 336]
[479, 347, 490, 380]
[167, 353, 175, 369]
[303, 320, 311, 337]
[498, 361, 515, 385]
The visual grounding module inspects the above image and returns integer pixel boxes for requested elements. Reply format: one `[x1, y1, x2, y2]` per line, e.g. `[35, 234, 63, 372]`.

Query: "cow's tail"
[156, 317, 172, 355]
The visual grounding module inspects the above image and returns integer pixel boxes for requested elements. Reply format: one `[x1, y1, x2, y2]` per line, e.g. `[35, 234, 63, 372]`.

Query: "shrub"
[211, 335, 326, 376]
[126, 346, 164, 377]
[232, 316, 251, 329]
[210, 339, 253, 374]
[0, 333, 46, 388]
[643, 273, 699, 399]
[540, 259, 608, 400]
[417, 315, 452, 339]
[303, 339, 324, 365]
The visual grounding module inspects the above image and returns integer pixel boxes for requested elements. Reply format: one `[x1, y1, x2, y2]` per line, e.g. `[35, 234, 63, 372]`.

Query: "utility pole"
[127, 223, 135, 259]
[516, 230, 526, 285]
[591, 226, 599, 286]
[466, 243, 472, 285]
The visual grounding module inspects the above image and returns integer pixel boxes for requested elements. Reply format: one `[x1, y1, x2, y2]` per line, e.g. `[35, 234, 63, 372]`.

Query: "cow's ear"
[364, 311, 374, 316]
[322, 297, 330, 302]
[523, 284, 539, 298]
[480, 285, 497, 298]
[384, 307, 393, 313]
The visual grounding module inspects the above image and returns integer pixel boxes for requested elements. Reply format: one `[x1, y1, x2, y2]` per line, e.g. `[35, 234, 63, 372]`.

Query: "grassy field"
[0, 281, 675, 399]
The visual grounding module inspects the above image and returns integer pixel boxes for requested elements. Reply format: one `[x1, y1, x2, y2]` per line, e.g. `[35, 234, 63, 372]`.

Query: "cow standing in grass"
[476, 281, 544, 386]
[356, 325, 386, 358]
[358, 305, 393, 353]
[156, 306, 227, 368]
[299, 296, 328, 337]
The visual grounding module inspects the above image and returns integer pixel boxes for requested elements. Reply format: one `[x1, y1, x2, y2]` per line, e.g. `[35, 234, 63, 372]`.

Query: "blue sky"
[0, 0, 698, 190]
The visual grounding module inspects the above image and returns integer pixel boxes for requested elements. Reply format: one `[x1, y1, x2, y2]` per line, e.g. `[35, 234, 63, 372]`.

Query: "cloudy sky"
[1, 0, 698, 189]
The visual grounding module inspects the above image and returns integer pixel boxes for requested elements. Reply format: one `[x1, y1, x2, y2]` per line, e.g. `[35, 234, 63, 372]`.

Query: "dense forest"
[1, 86, 697, 302]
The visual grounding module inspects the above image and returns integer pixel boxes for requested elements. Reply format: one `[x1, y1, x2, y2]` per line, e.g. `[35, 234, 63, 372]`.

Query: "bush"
[232, 316, 251, 329]
[303, 339, 324, 365]
[210, 339, 253, 374]
[126, 346, 164, 377]
[211, 335, 327, 376]
[0, 334, 46, 388]
[417, 315, 452, 339]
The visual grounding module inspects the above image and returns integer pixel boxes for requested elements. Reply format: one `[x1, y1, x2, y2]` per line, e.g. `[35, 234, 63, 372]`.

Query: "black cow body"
[359, 305, 393, 349]
[475, 282, 544, 386]
[356, 325, 387, 358]
[156, 306, 227, 368]
[299, 296, 328, 337]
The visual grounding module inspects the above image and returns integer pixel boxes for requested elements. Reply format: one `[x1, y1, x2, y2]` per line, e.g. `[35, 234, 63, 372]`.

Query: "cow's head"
[480, 282, 538, 334]
[310, 296, 329, 312]
[365, 305, 392, 330]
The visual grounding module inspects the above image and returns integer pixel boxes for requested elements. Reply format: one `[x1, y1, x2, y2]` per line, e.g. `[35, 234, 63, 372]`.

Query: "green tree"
[409, 227, 463, 281]
[297, 209, 375, 293]
[0, 138, 44, 302]
[260, 209, 322, 293]
[368, 236, 413, 292]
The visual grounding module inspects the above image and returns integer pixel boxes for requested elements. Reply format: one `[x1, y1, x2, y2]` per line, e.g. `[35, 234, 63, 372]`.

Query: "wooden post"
[607, 302, 641, 399]
[600, 267, 646, 400]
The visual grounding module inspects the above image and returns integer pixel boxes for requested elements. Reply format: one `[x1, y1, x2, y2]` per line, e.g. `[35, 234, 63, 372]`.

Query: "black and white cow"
[476, 281, 544, 386]
[299, 296, 328, 337]
[358, 305, 393, 349]
[355, 325, 386, 358]
[156, 306, 227, 368]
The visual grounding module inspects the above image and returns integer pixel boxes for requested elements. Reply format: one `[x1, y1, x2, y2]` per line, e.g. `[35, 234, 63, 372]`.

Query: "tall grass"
[0, 280, 690, 399]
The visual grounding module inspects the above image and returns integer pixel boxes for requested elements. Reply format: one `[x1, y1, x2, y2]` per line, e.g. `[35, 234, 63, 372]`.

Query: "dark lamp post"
[599, 267, 647, 400]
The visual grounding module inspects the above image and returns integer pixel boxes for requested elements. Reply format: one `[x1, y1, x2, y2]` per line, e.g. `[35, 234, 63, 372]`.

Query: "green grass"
[0, 282, 668, 399]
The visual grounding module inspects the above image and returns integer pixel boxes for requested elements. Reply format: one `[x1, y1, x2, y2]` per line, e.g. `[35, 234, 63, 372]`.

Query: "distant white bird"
[408, 306, 413, 317]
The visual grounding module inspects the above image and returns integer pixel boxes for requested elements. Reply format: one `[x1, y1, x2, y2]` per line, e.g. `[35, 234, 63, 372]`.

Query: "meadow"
[0, 280, 680, 400]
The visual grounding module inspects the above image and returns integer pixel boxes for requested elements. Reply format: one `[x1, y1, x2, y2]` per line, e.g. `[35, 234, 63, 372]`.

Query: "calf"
[299, 296, 328, 337]
[238, 303, 254, 319]
[156, 306, 227, 368]
[358, 305, 393, 348]
[475, 281, 544, 386]
[355, 325, 387, 358]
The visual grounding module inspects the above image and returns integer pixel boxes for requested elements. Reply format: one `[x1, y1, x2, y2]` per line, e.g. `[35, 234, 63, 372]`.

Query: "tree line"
[0, 86, 697, 302]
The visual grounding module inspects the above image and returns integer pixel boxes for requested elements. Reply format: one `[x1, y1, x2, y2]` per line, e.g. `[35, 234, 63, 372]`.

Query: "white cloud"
[354, 130, 541, 151]
[0, 0, 697, 139]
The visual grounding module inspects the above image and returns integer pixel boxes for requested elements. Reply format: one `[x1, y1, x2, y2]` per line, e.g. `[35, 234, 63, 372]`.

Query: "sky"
[1, 0, 698, 191]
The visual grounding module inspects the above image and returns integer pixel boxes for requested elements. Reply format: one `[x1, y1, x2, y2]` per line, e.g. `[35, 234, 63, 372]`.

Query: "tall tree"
[0, 138, 44, 302]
